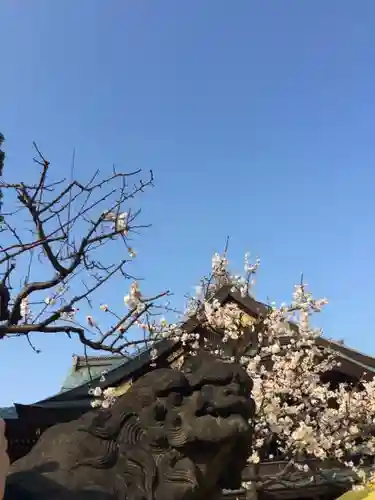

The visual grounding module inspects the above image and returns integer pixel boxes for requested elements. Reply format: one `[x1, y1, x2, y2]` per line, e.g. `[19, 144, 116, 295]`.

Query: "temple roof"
[60, 354, 125, 393]
[0, 407, 18, 419]
[10, 285, 375, 421]
[37, 338, 178, 404]
[10, 337, 181, 424]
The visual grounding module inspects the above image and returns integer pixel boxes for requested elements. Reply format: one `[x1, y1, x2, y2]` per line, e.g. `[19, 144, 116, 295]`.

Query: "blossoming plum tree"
[95, 249, 375, 492]
[187, 252, 375, 491]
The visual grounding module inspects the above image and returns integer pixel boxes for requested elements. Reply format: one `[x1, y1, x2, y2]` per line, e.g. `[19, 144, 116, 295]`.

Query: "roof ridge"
[326, 338, 375, 359]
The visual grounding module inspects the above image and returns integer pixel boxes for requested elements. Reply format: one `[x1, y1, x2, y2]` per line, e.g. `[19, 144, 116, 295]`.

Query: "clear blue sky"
[1, 1, 375, 406]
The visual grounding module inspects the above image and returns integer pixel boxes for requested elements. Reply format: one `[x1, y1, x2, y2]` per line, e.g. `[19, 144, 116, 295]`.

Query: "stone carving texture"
[5, 353, 254, 500]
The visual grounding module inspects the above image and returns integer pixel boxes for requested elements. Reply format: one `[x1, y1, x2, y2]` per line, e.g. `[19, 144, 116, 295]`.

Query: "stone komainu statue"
[5, 354, 255, 500]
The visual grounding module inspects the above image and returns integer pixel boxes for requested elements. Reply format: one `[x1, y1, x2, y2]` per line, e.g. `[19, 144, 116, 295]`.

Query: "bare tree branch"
[0, 143, 170, 355]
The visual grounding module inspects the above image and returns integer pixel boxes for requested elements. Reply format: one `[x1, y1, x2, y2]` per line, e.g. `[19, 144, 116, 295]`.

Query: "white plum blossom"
[90, 385, 118, 409]
[124, 281, 142, 309]
[102, 211, 129, 234]
[86, 315, 95, 327]
[93, 386, 102, 397]
[20, 297, 32, 322]
[60, 307, 77, 321]
[44, 297, 56, 306]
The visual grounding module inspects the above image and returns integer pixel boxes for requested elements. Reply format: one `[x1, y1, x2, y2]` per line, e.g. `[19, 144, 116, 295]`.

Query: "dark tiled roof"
[60, 346, 157, 394]
[0, 406, 18, 419]
[36, 338, 179, 405]
[60, 356, 124, 393]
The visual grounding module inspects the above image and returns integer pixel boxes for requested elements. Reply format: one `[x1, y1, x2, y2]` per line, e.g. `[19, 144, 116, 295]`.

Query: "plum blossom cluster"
[248, 303, 375, 470]
[89, 386, 117, 409]
[43, 278, 171, 357]
[187, 251, 260, 317]
[193, 253, 375, 488]
[102, 210, 129, 235]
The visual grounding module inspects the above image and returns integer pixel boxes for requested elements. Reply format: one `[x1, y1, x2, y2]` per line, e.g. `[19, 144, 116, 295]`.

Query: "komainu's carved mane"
[5, 353, 255, 500]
